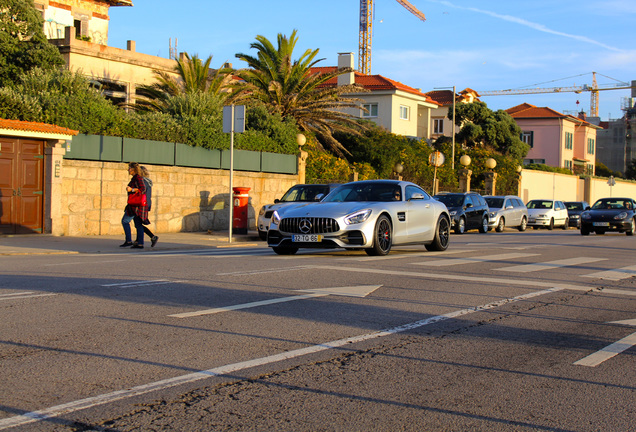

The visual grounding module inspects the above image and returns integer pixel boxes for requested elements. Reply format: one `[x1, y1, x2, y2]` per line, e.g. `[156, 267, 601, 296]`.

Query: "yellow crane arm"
[396, 0, 426, 21]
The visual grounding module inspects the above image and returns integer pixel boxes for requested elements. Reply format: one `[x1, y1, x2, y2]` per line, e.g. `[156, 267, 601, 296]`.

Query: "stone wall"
[60, 160, 298, 236]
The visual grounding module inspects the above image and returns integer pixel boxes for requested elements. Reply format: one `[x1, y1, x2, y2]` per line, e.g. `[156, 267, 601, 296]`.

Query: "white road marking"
[217, 265, 314, 276]
[415, 253, 538, 267]
[44, 260, 128, 267]
[0, 287, 561, 430]
[497, 257, 607, 273]
[581, 265, 636, 281]
[169, 285, 382, 318]
[574, 331, 636, 367]
[100, 280, 182, 288]
[352, 249, 476, 261]
[0, 292, 57, 301]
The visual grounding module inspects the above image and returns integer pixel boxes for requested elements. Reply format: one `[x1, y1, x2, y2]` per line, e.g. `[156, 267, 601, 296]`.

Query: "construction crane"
[479, 72, 632, 117]
[359, 0, 426, 75]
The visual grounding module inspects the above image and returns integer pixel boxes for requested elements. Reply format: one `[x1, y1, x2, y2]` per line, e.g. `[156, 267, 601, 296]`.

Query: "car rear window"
[485, 197, 504, 208]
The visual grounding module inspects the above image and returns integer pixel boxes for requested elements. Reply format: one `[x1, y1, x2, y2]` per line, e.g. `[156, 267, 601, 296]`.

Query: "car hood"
[527, 208, 553, 215]
[275, 201, 382, 218]
[586, 209, 630, 216]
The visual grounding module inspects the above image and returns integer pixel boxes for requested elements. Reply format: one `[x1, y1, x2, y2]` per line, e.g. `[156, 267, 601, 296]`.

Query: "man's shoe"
[151, 236, 159, 247]
[120, 242, 133, 247]
[131, 244, 144, 249]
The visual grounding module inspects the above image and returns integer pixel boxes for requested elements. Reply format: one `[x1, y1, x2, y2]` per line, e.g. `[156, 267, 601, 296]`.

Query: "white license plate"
[593, 222, 610, 227]
[292, 234, 323, 242]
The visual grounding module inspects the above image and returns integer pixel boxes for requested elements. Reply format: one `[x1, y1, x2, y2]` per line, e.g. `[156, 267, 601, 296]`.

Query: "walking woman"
[140, 166, 159, 247]
[121, 162, 150, 249]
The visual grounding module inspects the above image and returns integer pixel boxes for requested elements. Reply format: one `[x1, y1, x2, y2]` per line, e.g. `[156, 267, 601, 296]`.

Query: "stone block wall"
[60, 160, 298, 236]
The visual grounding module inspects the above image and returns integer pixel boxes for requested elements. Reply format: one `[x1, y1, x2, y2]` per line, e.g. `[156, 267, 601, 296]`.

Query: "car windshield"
[527, 200, 553, 209]
[591, 199, 631, 210]
[434, 194, 464, 207]
[280, 185, 329, 202]
[323, 183, 401, 202]
[485, 197, 504, 208]
[565, 202, 583, 210]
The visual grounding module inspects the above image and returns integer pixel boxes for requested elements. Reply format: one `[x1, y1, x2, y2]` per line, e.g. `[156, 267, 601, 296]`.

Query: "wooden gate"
[0, 137, 44, 234]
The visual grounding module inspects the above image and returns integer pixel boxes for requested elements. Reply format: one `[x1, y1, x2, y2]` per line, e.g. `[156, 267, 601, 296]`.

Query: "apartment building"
[507, 103, 601, 175]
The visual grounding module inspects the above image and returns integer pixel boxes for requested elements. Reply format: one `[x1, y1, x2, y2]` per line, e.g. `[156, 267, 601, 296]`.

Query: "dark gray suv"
[433, 192, 489, 234]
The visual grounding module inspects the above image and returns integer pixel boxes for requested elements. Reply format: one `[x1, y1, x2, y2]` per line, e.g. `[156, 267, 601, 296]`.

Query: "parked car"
[267, 180, 450, 256]
[433, 192, 489, 234]
[526, 199, 569, 230]
[484, 195, 528, 232]
[580, 197, 636, 235]
[564, 201, 590, 228]
[257, 184, 339, 240]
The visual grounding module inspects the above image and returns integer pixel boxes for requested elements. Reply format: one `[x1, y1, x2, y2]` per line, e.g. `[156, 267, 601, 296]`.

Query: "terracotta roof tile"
[312, 67, 436, 103]
[0, 118, 79, 136]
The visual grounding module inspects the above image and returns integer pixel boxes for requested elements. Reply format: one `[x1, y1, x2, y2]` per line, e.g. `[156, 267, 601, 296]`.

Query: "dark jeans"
[122, 213, 144, 245]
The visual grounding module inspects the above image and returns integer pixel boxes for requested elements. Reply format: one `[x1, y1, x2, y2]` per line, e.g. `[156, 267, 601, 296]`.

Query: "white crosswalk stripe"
[415, 252, 538, 267]
[581, 265, 636, 281]
[496, 257, 606, 273]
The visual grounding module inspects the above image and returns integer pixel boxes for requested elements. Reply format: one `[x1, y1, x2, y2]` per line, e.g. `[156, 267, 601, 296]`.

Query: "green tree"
[132, 53, 233, 113]
[452, 101, 529, 160]
[234, 30, 365, 157]
[0, 0, 64, 87]
[0, 67, 126, 135]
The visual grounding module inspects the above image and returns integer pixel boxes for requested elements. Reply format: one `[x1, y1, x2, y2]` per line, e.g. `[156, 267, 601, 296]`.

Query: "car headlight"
[345, 209, 372, 225]
[271, 211, 281, 225]
[489, 212, 497, 218]
[449, 210, 457, 216]
[259, 206, 267, 216]
[614, 212, 628, 220]
[581, 213, 591, 220]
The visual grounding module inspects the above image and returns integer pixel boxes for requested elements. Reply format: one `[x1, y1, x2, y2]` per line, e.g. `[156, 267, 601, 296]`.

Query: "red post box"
[232, 187, 251, 234]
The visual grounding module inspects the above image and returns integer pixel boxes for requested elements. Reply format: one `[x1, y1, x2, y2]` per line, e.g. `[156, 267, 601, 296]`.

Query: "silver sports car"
[267, 180, 451, 256]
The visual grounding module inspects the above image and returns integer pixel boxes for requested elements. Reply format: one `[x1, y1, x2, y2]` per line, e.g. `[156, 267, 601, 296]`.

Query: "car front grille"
[279, 217, 340, 234]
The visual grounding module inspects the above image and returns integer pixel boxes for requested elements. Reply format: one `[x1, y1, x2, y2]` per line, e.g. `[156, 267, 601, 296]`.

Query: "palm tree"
[233, 30, 366, 157]
[132, 53, 233, 113]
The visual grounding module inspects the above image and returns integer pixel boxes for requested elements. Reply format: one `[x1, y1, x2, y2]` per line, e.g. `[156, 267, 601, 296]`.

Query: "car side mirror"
[506, 205, 513, 209]
[274, 199, 280, 204]
[314, 193, 325, 201]
[465, 203, 473, 208]
[409, 193, 425, 201]
[585, 206, 590, 211]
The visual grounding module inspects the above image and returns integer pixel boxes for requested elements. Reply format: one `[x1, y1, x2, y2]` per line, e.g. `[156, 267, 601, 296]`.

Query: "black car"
[433, 192, 489, 234]
[565, 201, 590, 228]
[580, 197, 636, 235]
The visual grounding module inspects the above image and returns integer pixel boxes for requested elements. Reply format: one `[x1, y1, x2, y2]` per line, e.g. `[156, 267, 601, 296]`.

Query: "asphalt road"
[1, 229, 635, 431]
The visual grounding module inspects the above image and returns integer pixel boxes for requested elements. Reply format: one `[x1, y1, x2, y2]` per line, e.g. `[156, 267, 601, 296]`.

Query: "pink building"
[507, 103, 601, 175]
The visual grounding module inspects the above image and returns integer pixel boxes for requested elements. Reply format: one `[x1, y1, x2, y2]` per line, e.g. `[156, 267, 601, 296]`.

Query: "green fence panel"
[175, 143, 221, 168]
[122, 138, 175, 165]
[261, 152, 297, 174]
[65, 134, 122, 161]
[221, 149, 261, 171]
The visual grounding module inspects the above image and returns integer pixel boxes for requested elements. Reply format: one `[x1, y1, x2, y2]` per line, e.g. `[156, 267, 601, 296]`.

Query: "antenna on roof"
[169, 38, 178, 60]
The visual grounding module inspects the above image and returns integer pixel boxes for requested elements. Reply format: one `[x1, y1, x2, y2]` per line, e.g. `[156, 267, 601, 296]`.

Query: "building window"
[564, 160, 572, 170]
[433, 118, 444, 134]
[565, 132, 573, 150]
[587, 138, 595, 155]
[399, 105, 409, 120]
[521, 131, 533, 148]
[362, 103, 378, 118]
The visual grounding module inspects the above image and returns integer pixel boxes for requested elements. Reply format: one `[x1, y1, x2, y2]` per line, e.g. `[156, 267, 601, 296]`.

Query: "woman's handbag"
[127, 191, 147, 207]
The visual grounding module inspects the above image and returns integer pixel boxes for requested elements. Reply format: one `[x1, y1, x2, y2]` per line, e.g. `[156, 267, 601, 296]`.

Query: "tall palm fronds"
[233, 30, 366, 157]
[130, 53, 233, 113]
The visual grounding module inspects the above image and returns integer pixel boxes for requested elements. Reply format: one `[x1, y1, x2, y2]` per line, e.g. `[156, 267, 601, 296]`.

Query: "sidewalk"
[0, 231, 262, 256]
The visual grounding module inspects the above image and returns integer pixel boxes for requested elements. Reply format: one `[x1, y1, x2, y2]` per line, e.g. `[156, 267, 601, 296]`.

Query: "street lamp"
[434, 85, 456, 169]
[394, 162, 404, 180]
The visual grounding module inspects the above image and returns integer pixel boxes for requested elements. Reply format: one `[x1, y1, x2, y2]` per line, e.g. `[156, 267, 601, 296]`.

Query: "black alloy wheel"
[426, 216, 450, 251]
[366, 215, 392, 256]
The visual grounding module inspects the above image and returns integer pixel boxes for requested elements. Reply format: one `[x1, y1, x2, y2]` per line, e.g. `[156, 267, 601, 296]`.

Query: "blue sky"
[109, 0, 635, 120]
